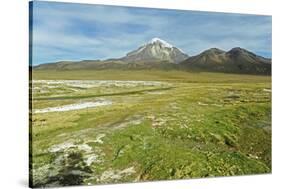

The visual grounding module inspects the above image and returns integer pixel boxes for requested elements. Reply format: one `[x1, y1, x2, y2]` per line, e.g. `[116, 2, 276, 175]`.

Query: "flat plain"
[30, 70, 271, 187]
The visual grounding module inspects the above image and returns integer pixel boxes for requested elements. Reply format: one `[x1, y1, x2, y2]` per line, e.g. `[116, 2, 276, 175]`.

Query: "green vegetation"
[30, 70, 271, 187]
[32, 70, 271, 82]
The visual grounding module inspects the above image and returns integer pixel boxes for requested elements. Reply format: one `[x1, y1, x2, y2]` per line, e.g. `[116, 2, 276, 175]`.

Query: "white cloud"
[31, 1, 272, 64]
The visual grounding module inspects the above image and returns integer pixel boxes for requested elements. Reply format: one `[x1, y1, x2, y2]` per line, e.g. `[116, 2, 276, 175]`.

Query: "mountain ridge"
[33, 38, 271, 75]
[120, 38, 189, 63]
[180, 47, 271, 74]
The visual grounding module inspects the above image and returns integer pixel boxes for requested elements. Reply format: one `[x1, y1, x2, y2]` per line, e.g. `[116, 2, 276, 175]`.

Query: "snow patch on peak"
[149, 37, 173, 48]
[176, 47, 185, 53]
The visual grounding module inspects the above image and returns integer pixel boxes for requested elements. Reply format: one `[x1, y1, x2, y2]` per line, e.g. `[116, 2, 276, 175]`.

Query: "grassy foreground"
[30, 70, 271, 187]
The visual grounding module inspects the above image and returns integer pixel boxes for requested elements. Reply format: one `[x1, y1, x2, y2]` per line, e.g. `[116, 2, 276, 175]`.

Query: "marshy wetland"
[30, 70, 271, 187]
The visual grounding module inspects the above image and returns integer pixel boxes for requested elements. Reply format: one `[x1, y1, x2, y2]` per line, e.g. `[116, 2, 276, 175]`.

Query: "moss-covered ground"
[30, 70, 271, 187]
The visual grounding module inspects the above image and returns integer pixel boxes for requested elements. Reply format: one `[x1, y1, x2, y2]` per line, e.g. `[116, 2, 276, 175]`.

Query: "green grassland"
[32, 70, 271, 82]
[30, 70, 271, 187]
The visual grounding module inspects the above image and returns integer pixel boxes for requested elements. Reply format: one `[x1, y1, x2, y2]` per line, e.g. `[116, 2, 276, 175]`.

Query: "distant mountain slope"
[33, 38, 271, 75]
[33, 59, 179, 70]
[33, 60, 127, 70]
[180, 47, 271, 74]
[120, 38, 188, 63]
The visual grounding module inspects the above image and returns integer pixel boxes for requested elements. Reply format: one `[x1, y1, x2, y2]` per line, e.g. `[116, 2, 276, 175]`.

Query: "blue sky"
[31, 1, 272, 65]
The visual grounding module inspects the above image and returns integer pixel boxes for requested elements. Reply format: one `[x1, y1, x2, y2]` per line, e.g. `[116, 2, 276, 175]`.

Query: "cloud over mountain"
[31, 1, 272, 65]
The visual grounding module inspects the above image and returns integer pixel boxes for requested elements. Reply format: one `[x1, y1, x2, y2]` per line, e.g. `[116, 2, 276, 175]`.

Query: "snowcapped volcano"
[149, 37, 174, 48]
[121, 38, 188, 63]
